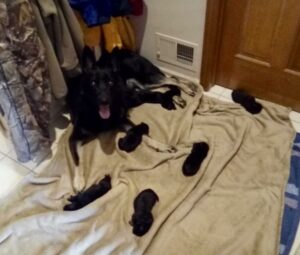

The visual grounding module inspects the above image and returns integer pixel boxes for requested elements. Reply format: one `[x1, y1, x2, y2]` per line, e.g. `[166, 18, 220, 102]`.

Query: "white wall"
[132, 0, 207, 82]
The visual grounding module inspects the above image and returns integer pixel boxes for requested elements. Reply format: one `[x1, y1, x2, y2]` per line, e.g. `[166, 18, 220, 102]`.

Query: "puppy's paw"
[67, 194, 78, 203]
[118, 123, 149, 153]
[118, 135, 143, 152]
[161, 100, 176, 110]
[174, 96, 186, 108]
[64, 201, 82, 211]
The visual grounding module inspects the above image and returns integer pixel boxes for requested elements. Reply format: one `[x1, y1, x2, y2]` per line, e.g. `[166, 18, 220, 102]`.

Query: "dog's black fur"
[110, 48, 166, 85]
[130, 189, 159, 236]
[67, 46, 181, 165]
[118, 122, 149, 153]
[231, 90, 262, 114]
[64, 175, 112, 211]
[182, 142, 209, 176]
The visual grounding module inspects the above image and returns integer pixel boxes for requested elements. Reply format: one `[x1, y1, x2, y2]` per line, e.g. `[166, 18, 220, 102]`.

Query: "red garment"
[129, 0, 143, 16]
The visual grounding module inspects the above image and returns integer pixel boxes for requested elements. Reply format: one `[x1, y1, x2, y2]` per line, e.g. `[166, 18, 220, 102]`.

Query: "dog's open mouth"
[99, 104, 111, 119]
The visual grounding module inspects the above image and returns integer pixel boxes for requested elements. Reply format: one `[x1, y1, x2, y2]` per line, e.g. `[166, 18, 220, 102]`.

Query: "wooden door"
[201, 0, 300, 111]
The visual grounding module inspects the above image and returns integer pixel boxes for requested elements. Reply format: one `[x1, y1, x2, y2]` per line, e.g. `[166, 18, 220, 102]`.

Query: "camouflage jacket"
[0, 0, 51, 162]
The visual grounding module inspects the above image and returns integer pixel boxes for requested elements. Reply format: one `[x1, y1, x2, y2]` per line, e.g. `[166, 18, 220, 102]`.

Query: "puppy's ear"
[81, 46, 96, 72]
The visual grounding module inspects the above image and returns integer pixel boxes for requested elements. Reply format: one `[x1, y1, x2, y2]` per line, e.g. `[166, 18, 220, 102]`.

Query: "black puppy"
[182, 142, 209, 176]
[111, 48, 165, 85]
[118, 122, 149, 152]
[130, 189, 159, 236]
[232, 90, 262, 114]
[64, 175, 112, 211]
[67, 47, 182, 165]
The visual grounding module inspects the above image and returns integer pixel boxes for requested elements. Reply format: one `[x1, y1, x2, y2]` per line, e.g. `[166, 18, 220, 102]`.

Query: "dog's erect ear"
[111, 47, 121, 73]
[81, 46, 96, 72]
[97, 49, 111, 68]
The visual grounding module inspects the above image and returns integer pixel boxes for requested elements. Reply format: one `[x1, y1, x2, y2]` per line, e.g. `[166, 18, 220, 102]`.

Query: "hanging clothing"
[69, 0, 134, 27]
[32, 0, 68, 99]
[103, 16, 136, 52]
[36, 0, 84, 81]
[0, 0, 51, 162]
[129, 0, 143, 16]
[69, 0, 112, 27]
[111, 0, 132, 16]
[75, 10, 102, 48]
[32, 0, 85, 99]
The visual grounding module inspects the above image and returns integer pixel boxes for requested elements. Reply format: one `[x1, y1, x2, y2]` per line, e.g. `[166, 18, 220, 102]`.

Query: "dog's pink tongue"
[99, 105, 111, 119]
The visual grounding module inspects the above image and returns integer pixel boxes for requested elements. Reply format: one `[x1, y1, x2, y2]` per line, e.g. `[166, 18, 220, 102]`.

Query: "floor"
[1, 85, 300, 199]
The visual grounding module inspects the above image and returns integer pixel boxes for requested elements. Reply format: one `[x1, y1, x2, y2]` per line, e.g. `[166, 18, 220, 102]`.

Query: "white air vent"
[156, 33, 198, 71]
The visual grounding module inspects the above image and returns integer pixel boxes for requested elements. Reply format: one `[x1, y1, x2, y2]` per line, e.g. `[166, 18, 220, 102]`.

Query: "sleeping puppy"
[110, 48, 166, 86]
[232, 90, 262, 114]
[130, 189, 159, 236]
[182, 142, 209, 176]
[118, 122, 149, 152]
[64, 175, 112, 211]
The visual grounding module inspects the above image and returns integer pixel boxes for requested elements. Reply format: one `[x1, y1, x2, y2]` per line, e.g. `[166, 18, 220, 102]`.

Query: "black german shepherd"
[66, 47, 181, 166]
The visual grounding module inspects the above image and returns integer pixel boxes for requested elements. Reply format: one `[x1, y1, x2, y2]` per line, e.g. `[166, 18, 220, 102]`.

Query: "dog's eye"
[108, 81, 113, 86]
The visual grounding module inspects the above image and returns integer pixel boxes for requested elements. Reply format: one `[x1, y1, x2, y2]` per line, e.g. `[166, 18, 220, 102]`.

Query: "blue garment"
[279, 133, 300, 255]
[69, 0, 111, 27]
[69, 0, 132, 27]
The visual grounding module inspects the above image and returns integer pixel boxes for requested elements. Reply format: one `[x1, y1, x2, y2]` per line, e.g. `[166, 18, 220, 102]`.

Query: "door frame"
[200, 0, 227, 90]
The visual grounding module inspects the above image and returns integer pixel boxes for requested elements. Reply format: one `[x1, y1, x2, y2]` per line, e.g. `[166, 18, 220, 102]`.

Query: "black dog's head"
[81, 47, 124, 120]
[130, 211, 154, 236]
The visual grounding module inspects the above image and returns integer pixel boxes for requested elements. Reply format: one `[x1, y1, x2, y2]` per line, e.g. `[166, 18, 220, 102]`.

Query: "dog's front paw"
[73, 174, 86, 192]
[186, 82, 198, 93]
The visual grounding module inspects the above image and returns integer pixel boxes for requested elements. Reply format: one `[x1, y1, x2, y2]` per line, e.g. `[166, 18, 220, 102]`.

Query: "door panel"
[215, 0, 300, 111]
[240, 0, 282, 62]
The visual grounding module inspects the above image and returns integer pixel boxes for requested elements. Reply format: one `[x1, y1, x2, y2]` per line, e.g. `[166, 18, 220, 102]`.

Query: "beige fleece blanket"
[0, 87, 295, 255]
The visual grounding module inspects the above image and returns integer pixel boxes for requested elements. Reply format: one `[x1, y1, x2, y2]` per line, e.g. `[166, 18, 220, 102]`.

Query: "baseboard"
[158, 66, 200, 85]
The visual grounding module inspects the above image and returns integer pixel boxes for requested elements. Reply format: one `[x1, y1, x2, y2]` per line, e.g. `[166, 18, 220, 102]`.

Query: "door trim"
[200, 0, 227, 90]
